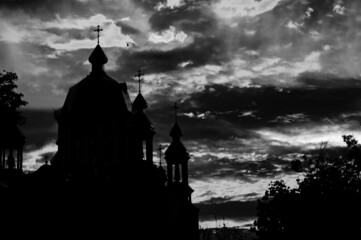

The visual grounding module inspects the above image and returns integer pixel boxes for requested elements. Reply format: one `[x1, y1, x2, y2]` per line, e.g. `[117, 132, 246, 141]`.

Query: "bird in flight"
[126, 42, 137, 47]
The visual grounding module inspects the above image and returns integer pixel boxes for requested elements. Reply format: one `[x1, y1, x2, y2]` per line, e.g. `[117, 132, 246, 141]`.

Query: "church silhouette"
[0, 31, 199, 239]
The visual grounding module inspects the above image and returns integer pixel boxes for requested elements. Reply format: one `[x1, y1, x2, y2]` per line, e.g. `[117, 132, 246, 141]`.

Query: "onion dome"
[88, 44, 108, 65]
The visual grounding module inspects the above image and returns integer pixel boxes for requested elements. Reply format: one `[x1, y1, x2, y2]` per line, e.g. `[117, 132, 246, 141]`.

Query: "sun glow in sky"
[2, 0, 361, 227]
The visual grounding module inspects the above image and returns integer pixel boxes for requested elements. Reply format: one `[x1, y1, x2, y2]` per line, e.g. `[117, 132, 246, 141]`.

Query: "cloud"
[148, 26, 188, 44]
[0, 13, 134, 51]
[20, 110, 57, 151]
[213, 0, 282, 19]
[190, 172, 301, 203]
[155, 0, 185, 10]
[23, 142, 57, 172]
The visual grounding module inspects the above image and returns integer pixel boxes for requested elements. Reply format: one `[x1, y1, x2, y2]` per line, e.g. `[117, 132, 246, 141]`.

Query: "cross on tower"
[134, 69, 144, 93]
[156, 144, 164, 167]
[173, 102, 179, 122]
[94, 25, 103, 44]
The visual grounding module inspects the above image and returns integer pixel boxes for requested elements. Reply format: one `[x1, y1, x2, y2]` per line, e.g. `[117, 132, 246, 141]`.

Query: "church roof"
[132, 93, 148, 111]
[88, 44, 108, 65]
[61, 44, 131, 121]
[62, 74, 132, 120]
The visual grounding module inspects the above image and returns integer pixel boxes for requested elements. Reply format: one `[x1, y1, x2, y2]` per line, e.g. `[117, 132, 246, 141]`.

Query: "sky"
[2, 0, 361, 228]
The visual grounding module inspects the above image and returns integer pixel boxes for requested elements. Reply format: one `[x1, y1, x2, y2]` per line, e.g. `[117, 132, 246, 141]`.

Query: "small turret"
[131, 70, 155, 163]
[165, 103, 190, 185]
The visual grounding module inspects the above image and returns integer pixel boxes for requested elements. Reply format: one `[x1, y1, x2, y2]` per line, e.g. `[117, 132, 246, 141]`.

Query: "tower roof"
[165, 111, 189, 164]
[170, 122, 183, 138]
[88, 44, 108, 65]
[165, 139, 189, 165]
[132, 93, 148, 111]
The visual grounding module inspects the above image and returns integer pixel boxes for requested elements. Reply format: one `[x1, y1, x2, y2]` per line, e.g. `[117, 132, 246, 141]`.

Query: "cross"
[94, 25, 103, 44]
[173, 102, 179, 122]
[156, 144, 164, 167]
[134, 69, 144, 93]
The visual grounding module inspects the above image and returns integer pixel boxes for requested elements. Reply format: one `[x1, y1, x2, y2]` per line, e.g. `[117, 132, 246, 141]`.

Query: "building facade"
[50, 42, 199, 239]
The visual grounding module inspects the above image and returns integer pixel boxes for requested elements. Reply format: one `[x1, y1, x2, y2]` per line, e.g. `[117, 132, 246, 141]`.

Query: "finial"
[157, 144, 164, 167]
[94, 25, 103, 44]
[134, 69, 144, 93]
[173, 102, 179, 123]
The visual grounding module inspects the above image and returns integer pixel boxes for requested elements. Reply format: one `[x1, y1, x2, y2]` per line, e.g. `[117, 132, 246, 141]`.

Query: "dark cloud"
[181, 81, 361, 130]
[116, 21, 141, 35]
[297, 72, 361, 88]
[148, 3, 215, 32]
[142, 73, 361, 145]
[133, 0, 167, 11]
[115, 35, 227, 77]
[189, 155, 292, 180]
[0, 0, 89, 19]
[20, 109, 57, 151]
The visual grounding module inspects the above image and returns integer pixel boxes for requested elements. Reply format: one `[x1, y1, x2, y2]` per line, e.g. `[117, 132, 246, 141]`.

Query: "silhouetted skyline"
[1, 0, 361, 228]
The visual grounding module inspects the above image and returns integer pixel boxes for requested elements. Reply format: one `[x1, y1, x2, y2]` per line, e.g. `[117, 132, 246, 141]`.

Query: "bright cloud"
[213, 0, 282, 19]
[191, 173, 301, 203]
[148, 26, 188, 44]
[256, 122, 361, 150]
[0, 13, 134, 51]
[23, 143, 58, 172]
[155, 0, 184, 10]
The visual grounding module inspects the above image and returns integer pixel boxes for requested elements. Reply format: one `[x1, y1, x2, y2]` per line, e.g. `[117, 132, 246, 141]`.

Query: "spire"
[165, 103, 189, 165]
[132, 93, 148, 111]
[132, 70, 148, 112]
[170, 103, 182, 138]
[88, 25, 108, 72]
[134, 69, 144, 93]
[94, 25, 103, 44]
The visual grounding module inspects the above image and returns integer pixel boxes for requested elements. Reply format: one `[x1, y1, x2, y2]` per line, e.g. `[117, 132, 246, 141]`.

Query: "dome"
[88, 44, 108, 65]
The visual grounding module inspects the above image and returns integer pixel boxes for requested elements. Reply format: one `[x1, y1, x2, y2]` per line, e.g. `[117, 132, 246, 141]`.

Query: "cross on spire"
[156, 144, 164, 167]
[134, 69, 144, 93]
[173, 102, 179, 122]
[94, 25, 103, 44]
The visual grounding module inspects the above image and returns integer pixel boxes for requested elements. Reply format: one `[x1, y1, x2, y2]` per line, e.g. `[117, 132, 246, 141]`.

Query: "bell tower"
[131, 70, 155, 163]
[164, 103, 199, 240]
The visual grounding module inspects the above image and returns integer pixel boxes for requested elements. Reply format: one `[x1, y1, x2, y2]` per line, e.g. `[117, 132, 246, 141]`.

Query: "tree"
[253, 136, 361, 240]
[0, 70, 28, 125]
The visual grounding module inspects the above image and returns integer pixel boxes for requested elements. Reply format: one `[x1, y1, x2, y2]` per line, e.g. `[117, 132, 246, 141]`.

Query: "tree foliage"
[253, 136, 361, 240]
[0, 70, 27, 125]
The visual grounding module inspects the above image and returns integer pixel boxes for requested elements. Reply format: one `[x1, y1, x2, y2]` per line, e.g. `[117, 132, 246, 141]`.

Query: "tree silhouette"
[0, 70, 27, 125]
[253, 135, 361, 240]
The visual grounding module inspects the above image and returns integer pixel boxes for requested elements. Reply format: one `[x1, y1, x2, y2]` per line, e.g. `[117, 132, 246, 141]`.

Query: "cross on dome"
[134, 69, 144, 93]
[94, 25, 103, 44]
